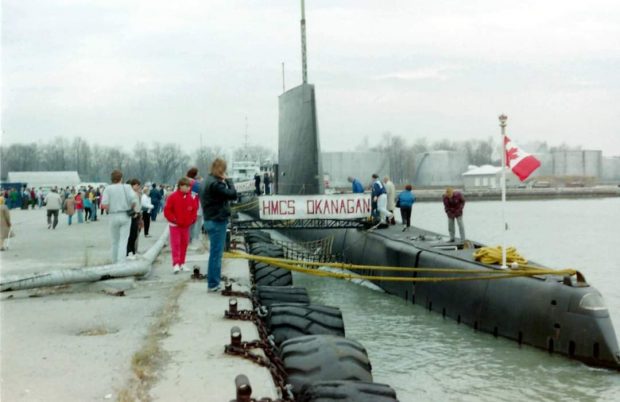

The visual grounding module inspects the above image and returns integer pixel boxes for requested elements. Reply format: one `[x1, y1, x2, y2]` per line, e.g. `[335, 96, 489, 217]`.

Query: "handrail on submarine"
[232, 218, 367, 230]
[224, 251, 583, 284]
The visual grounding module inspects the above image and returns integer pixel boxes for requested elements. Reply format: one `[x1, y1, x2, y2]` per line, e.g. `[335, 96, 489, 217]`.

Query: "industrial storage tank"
[413, 150, 468, 187]
[552, 150, 602, 178]
[602, 157, 620, 183]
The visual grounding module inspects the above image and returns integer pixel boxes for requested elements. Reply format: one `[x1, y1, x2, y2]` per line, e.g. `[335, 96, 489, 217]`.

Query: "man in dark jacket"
[443, 187, 466, 242]
[149, 184, 162, 221]
[200, 158, 237, 292]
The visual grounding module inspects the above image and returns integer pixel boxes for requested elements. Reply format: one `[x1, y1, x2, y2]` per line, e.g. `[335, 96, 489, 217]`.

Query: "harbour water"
[293, 198, 620, 401]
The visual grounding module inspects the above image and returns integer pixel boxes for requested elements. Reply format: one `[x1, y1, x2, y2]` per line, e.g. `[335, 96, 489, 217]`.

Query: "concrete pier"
[0, 209, 277, 401]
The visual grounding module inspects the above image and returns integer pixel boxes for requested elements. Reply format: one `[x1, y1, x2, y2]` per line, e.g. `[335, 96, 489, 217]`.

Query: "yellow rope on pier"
[223, 251, 577, 283]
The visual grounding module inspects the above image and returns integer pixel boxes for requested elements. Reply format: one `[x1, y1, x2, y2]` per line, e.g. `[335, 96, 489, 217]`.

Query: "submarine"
[237, 81, 620, 370]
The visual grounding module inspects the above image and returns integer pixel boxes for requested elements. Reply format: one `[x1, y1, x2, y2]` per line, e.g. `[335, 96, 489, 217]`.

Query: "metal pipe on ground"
[0, 229, 169, 292]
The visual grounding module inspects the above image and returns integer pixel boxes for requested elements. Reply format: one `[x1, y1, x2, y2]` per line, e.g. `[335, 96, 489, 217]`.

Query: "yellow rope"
[232, 199, 259, 212]
[223, 251, 577, 283]
[473, 246, 529, 265]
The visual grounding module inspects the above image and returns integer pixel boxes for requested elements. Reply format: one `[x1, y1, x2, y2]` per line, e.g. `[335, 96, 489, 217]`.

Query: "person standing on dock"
[149, 184, 162, 222]
[254, 172, 262, 195]
[44, 188, 62, 229]
[397, 184, 416, 231]
[201, 158, 238, 292]
[164, 177, 199, 274]
[126, 179, 143, 258]
[101, 169, 138, 264]
[64, 192, 76, 225]
[0, 196, 11, 251]
[347, 176, 364, 193]
[443, 187, 466, 242]
[263, 172, 271, 195]
[383, 176, 397, 225]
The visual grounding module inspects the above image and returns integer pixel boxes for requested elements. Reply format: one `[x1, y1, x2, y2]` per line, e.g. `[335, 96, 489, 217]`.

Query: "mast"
[300, 0, 308, 84]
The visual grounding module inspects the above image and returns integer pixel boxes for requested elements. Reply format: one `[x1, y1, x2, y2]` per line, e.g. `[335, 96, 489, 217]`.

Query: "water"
[291, 198, 620, 401]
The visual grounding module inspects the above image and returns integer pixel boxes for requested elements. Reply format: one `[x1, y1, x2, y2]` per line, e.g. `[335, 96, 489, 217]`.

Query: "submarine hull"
[280, 225, 620, 369]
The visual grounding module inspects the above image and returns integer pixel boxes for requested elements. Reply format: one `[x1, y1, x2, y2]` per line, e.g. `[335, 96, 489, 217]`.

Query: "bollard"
[229, 298, 238, 314]
[234, 374, 252, 402]
[231, 326, 242, 347]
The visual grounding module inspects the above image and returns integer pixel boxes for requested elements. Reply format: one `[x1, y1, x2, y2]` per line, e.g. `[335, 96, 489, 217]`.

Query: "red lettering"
[307, 200, 314, 214]
[262, 200, 271, 216]
[288, 200, 295, 214]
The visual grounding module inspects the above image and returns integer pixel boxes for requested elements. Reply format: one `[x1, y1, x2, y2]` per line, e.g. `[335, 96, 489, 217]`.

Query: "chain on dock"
[223, 286, 294, 402]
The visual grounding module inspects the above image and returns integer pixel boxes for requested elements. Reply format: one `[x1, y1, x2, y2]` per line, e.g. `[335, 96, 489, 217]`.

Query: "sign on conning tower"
[259, 194, 371, 220]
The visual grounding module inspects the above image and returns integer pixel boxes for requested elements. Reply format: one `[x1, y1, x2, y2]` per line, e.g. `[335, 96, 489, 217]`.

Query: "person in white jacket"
[141, 187, 154, 238]
[44, 188, 63, 229]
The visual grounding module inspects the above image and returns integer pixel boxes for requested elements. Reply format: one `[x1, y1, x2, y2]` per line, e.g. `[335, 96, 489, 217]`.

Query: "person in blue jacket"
[397, 184, 416, 231]
[347, 176, 364, 193]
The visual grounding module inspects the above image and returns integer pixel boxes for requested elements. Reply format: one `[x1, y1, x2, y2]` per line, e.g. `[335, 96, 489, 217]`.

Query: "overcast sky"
[2, 0, 620, 156]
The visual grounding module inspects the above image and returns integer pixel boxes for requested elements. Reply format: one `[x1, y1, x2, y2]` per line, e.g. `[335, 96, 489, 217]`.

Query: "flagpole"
[499, 114, 508, 269]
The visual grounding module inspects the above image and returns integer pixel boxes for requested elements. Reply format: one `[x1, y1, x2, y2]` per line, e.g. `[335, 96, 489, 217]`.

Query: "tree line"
[0, 137, 275, 184]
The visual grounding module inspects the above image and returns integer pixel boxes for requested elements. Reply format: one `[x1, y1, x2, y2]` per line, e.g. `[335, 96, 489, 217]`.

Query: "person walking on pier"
[0, 196, 11, 251]
[164, 177, 199, 273]
[101, 170, 138, 264]
[397, 184, 416, 231]
[44, 188, 62, 229]
[150, 184, 162, 222]
[187, 167, 203, 246]
[263, 172, 271, 195]
[201, 158, 237, 292]
[126, 179, 143, 258]
[443, 187, 466, 242]
[75, 192, 84, 223]
[141, 187, 154, 238]
[64, 193, 76, 225]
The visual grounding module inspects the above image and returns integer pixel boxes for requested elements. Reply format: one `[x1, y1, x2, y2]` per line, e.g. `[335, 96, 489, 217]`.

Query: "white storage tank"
[413, 150, 468, 186]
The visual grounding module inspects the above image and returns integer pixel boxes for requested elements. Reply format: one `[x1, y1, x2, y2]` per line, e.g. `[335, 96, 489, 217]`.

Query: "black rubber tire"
[256, 286, 310, 307]
[254, 263, 293, 287]
[249, 242, 284, 256]
[297, 381, 399, 402]
[280, 335, 373, 397]
[245, 231, 272, 244]
[266, 304, 345, 346]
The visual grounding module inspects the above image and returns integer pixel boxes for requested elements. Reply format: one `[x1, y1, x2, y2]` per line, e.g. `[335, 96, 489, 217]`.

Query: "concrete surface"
[0, 209, 277, 401]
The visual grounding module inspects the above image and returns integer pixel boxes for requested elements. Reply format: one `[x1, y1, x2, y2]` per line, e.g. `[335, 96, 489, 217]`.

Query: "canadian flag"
[504, 136, 541, 181]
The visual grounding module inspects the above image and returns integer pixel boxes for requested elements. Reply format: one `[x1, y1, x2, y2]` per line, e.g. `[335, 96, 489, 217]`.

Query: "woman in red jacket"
[164, 177, 199, 273]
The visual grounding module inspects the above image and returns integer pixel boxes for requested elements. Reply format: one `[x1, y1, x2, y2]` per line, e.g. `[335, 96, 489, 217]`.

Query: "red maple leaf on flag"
[506, 146, 519, 164]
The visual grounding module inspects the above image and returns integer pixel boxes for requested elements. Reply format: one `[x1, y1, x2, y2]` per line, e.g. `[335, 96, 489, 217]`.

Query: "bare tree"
[151, 143, 188, 184]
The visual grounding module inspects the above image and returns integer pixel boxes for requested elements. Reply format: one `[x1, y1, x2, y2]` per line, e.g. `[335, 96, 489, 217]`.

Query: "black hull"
[280, 224, 620, 370]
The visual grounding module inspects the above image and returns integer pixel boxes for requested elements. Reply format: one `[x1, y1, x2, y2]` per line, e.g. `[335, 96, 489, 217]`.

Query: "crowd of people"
[348, 174, 466, 240]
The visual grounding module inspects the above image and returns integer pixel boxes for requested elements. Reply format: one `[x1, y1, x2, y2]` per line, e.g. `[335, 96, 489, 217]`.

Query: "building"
[462, 165, 521, 190]
[7, 171, 81, 189]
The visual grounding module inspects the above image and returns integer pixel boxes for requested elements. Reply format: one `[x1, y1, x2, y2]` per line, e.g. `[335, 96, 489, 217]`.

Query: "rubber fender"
[249, 242, 284, 257]
[280, 335, 372, 397]
[245, 231, 272, 244]
[297, 381, 399, 402]
[256, 286, 310, 307]
[265, 304, 345, 346]
[254, 263, 293, 287]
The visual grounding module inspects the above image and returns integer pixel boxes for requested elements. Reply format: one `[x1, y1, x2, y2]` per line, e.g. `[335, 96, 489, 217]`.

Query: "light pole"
[498, 114, 508, 268]
[300, 0, 308, 84]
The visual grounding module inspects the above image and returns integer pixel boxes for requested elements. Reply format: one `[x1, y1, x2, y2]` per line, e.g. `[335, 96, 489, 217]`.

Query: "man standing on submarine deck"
[443, 187, 466, 242]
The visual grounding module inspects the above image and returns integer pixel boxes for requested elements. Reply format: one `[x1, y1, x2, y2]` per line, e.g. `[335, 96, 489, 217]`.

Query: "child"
[164, 177, 199, 273]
